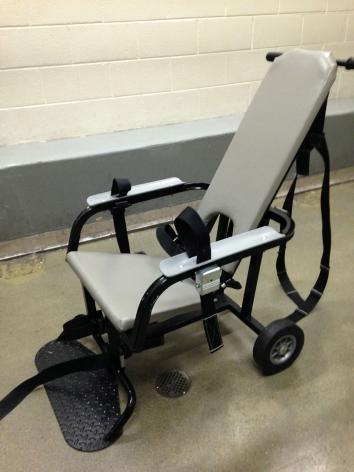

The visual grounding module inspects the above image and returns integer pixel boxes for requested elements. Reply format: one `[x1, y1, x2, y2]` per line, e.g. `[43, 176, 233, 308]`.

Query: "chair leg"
[82, 286, 98, 318]
[105, 368, 137, 442]
[241, 254, 263, 318]
[103, 319, 137, 442]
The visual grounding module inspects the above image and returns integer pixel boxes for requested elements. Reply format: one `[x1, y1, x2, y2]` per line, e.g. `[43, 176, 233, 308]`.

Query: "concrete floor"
[0, 182, 353, 472]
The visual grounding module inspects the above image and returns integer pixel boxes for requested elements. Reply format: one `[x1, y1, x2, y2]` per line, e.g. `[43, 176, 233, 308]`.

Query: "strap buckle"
[195, 265, 222, 296]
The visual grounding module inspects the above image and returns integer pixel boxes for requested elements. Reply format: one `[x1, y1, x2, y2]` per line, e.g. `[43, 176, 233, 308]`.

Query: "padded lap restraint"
[156, 224, 184, 257]
[157, 207, 212, 262]
[174, 207, 211, 263]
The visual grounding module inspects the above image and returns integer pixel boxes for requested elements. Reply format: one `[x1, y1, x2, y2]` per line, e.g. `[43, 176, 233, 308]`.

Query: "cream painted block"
[28, 0, 103, 25]
[303, 14, 347, 44]
[143, 90, 200, 127]
[0, 96, 145, 145]
[338, 71, 354, 98]
[279, 0, 326, 13]
[225, 0, 278, 15]
[327, 0, 354, 11]
[324, 42, 354, 58]
[0, 69, 44, 107]
[347, 15, 354, 41]
[102, 0, 224, 22]
[70, 24, 138, 63]
[42, 97, 146, 138]
[0, 27, 72, 68]
[138, 20, 197, 58]
[102, 0, 167, 22]
[41, 64, 110, 103]
[110, 59, 171, 96]
[198, 17, 252, 53]
[0, 0, 29, 26]
[0, 106, 48, 145]
[167, 0, 225, 18]
[198, 83, 250, 119]
[253, 15, 302, 48]
[297, 44, 324, 50]
[226, 49, 270, 83]
[171, 54, 227, 90]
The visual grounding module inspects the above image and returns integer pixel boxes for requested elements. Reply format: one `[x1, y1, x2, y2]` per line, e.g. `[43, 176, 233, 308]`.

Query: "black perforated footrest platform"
[35, 340, 121, 452]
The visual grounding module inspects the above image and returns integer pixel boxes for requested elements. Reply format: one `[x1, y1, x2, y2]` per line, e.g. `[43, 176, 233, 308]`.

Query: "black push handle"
[266, 51, 354, 69]
[339, 57, 354, 70]
[266, 52, 282, 62]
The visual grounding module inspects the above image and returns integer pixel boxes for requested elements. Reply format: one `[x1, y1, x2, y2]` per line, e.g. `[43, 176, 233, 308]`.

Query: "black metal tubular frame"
[70, 184, 294, 353]
[67, 182, 208, 252]
[63, 92, 334, 443]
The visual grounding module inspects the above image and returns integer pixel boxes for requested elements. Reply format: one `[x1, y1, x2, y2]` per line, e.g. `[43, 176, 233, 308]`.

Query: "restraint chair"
[1, 49, 353, 451]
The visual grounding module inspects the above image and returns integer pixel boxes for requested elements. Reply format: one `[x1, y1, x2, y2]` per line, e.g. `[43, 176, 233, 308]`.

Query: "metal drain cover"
[155, 370, 191, 398]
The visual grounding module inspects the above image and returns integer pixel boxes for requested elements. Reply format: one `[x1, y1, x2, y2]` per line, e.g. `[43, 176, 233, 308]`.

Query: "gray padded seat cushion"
[67, 252, 200, 332]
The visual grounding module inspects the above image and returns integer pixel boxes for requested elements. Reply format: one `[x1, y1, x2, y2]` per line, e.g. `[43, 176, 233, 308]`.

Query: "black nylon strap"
[201, 295, 224, 353]
[156, 213, 218, 260]
[0, 353, 112, 421]
[110, 178, 131, 252]
[111, 205, 130, 253]
[57, 314, 104, 341]
[156, 224, 184, 257]
[111, 178, 131, 196]
[276, 134, 331, 322]
[174, 207, 211, 263]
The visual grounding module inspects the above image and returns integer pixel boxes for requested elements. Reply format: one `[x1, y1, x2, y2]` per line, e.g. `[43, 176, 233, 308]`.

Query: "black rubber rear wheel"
[253, 319, 304, 375]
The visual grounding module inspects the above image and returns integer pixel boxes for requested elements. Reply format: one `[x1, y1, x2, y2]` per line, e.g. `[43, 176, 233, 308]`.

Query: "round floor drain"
[155, 370, 191, 398]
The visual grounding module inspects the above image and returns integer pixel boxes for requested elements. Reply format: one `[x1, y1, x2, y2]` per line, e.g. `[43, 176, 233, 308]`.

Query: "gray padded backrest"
[198, 49, 337, 234]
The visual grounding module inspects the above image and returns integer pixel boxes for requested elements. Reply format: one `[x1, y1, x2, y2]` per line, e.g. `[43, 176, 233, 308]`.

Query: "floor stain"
[0, 254, 44, 280]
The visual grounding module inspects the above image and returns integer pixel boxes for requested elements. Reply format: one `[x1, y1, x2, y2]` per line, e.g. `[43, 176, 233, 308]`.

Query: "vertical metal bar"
[82, 286, 97, 317]
[241, 254, 263, 318]
[111, 206, 130, 253]
[131, 275, 174, 352]
[83, 286, 109, 350]
[216, 215, 234, 241]
[216, 215, 229, 240]
[106, 319, 123, 359]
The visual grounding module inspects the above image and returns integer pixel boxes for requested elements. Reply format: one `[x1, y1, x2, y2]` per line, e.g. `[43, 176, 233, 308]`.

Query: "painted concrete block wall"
[0, 1, 354, 146]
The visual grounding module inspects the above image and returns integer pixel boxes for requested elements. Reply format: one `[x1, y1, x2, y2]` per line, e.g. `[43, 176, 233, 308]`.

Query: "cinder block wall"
[0, 1, 354, 146]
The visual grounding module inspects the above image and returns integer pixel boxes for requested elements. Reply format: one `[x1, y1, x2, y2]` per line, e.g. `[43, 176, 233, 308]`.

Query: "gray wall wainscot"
[0, 98, 353, 241]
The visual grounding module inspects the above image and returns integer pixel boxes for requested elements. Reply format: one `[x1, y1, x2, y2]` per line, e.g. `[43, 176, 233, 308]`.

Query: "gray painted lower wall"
[1, 98, 354, 241]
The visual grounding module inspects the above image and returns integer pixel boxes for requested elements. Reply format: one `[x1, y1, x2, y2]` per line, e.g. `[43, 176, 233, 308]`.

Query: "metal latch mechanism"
[195, 265, 222, 295]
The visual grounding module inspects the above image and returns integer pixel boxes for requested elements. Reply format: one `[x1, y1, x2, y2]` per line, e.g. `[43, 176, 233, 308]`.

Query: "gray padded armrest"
[160, 226, 285, 277]
[87, 177, 184, 207]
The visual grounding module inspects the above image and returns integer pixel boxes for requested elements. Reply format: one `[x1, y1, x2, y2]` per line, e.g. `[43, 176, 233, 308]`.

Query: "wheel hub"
[270, 334, 297, 365]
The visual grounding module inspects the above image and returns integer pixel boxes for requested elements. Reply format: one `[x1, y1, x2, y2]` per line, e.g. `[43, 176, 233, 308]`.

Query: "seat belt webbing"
[0, 353, 112, 421]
